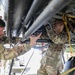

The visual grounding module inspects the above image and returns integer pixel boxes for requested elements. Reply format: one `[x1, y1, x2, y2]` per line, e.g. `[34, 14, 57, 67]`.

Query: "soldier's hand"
[30, 33, 42, 46]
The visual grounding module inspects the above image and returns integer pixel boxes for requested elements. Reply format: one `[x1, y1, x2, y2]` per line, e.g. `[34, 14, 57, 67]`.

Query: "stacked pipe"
[21, 0, 73, 41]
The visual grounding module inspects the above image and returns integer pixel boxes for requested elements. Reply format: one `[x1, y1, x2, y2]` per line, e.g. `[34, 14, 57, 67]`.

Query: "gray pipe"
[21, 0, 72, 41]
[12, 0, 25, 37]
[24, 0, 43, 25]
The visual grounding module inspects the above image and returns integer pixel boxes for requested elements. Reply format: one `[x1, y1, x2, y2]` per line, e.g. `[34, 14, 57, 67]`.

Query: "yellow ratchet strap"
[62, 14, 72, 54]
[67, 14, 75, 18]
[60, 14, 75, 75]
[60, 67, 75, 75]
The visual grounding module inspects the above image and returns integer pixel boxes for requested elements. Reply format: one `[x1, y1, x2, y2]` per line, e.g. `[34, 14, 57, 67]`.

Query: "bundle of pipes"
[11, 0, 73, 40]
[12, 0, 43, 37]
[21, 0, 73, 41]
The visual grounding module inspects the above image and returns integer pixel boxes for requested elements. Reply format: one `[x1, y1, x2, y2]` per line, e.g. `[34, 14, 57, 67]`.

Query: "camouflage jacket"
[40, 26, 68, 70]
[45, 26, 68, 44]
[0, 36, 30, 60]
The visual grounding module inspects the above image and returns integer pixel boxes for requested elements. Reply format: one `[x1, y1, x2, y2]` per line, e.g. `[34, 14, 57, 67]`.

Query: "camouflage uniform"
[37, 26, 67, 75]
[0, 37, 30, 60]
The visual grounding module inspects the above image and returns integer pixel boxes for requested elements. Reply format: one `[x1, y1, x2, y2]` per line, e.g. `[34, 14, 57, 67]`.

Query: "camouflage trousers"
[37, 44, 64, 75]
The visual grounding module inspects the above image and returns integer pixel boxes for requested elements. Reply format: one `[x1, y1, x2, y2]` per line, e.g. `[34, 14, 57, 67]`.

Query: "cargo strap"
[60, 67, 75, 75]
[62, 13, 72, 53]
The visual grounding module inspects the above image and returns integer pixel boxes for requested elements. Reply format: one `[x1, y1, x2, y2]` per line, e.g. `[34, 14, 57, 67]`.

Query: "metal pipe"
[24, 0, 43, 25]
[12, 0, 26, 37]
[9, 59, 14, 75]
[21, 39, 53, 43]
[22, 0, 72, 41]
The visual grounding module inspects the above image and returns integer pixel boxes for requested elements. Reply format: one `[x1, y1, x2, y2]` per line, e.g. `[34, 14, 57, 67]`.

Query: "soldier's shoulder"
[1, 36, 9, 43]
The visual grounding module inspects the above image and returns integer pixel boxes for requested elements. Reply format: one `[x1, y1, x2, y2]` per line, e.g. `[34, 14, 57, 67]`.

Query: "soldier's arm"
[0, 34, 41, 60]
[45, 26, 67, 44]
[0, 44, 31, 60]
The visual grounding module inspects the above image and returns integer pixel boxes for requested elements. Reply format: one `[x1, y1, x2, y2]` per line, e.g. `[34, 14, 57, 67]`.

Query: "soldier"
[0, 19, 41, 60]
[37, 19, 68, 75]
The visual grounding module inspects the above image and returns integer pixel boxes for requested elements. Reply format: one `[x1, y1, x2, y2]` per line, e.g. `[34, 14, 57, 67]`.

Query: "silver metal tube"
[21, 0, 72, 41]
[12, 0, 25, 37]
[24, 0, 42, 25]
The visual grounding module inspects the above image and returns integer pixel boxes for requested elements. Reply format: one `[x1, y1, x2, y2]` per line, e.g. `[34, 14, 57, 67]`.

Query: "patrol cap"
[0, 19, 5, 27]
